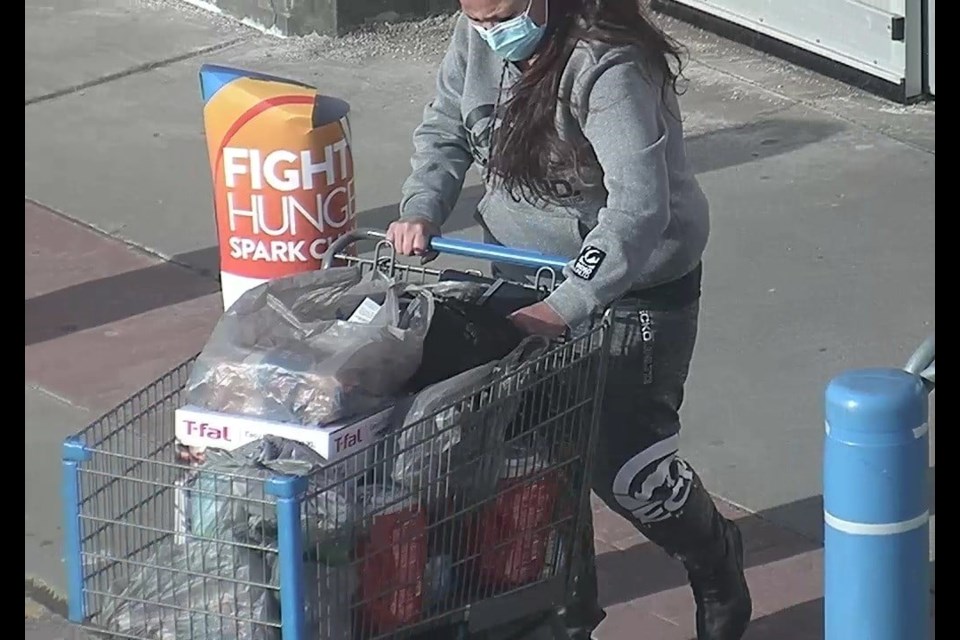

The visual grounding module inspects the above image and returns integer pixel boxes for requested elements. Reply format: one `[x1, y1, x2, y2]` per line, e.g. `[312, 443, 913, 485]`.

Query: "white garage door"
[659, 0, 929, 100]
[925, 0, 934, 95]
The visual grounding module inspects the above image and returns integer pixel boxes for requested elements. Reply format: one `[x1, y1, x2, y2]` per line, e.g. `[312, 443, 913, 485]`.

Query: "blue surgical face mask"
[471, 0, 548, 62]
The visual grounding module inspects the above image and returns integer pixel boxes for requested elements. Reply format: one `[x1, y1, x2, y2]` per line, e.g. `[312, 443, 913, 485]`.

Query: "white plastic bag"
[390, 336, 551, 495]
[185, 266, 434, 425]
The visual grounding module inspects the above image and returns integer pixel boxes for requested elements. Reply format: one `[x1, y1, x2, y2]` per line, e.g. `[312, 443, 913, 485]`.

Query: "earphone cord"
[483, 61, 510, 185]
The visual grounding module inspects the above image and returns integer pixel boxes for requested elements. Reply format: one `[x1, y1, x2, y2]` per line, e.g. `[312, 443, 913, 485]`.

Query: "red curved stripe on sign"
[214, 94, 315, 168]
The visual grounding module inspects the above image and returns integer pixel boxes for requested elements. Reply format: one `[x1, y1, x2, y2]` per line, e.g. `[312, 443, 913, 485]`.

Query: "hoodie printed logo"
[463, 104, 584, 204]
[572, 245, 606, 280]
[465, 104, 496, 167]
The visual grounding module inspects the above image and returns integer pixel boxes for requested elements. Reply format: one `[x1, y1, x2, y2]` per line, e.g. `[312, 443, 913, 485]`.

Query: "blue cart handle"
[903, 334, 935, 389]
[322, 228, 570, 271]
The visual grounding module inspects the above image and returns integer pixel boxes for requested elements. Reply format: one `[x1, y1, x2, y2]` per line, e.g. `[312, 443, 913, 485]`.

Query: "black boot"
[686, 515, 751, 640]
[639, 473, 752, 640]
[562, 518, 606, 639]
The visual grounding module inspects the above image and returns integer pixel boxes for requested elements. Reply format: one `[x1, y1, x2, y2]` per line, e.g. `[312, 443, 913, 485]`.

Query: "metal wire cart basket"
[61, 230, 613, 640]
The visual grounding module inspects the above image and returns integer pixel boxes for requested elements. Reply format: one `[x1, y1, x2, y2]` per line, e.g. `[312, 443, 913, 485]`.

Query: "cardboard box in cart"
[173, 404, 397, 543]
[175, 403, 395, 463]
[175, 405, 393, 462]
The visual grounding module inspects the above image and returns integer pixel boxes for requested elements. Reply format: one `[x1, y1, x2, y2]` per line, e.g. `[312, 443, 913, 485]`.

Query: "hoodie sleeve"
[398, 18, 474, 227]
[544, 59, 674, 328]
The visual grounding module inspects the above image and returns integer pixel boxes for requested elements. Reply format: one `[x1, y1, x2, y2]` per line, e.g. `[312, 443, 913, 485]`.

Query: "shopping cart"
[60, 230, 613, 640]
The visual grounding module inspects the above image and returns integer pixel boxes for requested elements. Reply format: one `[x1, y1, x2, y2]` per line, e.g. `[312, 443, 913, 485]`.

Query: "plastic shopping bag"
[98, 541, 279, 640]
[391, 336, 551, 499]
[184, 436, 355, 545]
[404, 282, 527, 391]
[185, 266, 434, 426]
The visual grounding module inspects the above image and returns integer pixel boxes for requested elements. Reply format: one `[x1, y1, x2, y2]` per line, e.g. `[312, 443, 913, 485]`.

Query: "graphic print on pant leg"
[589, 301, 700, 528]
[566, 297, 704, 637]
[585, 297, 752, 639]
[611, 434, 695, 525]
[638, 309, 655, 384]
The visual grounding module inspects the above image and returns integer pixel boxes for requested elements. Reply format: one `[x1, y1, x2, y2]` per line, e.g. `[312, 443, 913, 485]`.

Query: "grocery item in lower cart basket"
[97, 541, 279, 640]
[295, 549, 357, 640]
[475, 450, 565, 589]
[102, 515, 357, 640]
[102, 435, 360, 640]
[354, 483, 429, 634]
[175, 435, 356, 543]
[423, 552, 454, 609]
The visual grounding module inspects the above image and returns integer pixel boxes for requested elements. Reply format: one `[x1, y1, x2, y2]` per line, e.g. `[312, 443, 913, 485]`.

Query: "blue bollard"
[824, 368, 930, 640]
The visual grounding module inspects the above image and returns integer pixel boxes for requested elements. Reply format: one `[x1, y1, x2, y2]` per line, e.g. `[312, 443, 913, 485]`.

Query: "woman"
[387, 1, 751, 638]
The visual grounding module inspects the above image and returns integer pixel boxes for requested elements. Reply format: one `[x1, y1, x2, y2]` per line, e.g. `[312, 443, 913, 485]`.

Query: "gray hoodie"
[399, 14, 709, 328]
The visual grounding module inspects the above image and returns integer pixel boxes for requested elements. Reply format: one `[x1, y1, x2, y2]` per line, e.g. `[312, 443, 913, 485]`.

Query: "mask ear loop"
[537, 0, 549, 32]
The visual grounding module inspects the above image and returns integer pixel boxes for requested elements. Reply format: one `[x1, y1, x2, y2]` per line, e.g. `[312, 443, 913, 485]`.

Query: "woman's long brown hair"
[485, 0, 686, 204]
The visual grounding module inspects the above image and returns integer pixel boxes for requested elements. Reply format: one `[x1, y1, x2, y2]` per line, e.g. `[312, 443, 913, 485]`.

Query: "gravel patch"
[290, 13, 459, 63]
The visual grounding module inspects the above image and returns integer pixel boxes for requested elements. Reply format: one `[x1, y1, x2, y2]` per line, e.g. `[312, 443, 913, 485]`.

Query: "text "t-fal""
[335, 430, 363, 452]
[185, 421, 232, 441]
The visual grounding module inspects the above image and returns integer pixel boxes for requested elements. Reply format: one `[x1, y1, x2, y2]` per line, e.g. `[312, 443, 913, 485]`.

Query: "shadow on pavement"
[686, 117, 845, 175]
[23, 185, 486, 346]
[736, 589, 934, 640]
[24, 246, 221, 347]
[595, 497, 821, 608]
[596, 465, 935, 612]
[741, 598, 824, 640]
[24, 115, 836, 343]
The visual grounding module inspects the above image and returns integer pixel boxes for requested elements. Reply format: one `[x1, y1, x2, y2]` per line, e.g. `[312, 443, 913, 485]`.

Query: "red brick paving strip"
[25, 199, 221, 414]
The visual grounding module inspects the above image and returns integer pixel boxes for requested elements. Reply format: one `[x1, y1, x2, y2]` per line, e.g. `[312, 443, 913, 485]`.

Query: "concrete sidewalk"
[25, 1, 934, 638]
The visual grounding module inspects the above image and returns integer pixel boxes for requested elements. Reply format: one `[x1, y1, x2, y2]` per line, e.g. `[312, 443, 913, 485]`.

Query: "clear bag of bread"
[185, 265, 434, 426]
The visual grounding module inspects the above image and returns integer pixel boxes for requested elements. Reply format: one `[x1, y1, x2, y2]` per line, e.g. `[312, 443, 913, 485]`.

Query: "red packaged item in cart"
[355, 485, 428, 633]
[476, 451, 563, 589]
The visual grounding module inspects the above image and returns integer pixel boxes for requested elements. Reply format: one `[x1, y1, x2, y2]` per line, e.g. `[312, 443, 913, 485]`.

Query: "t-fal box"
[174, 404, 396, 463]
[172, 404, 397, 545]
